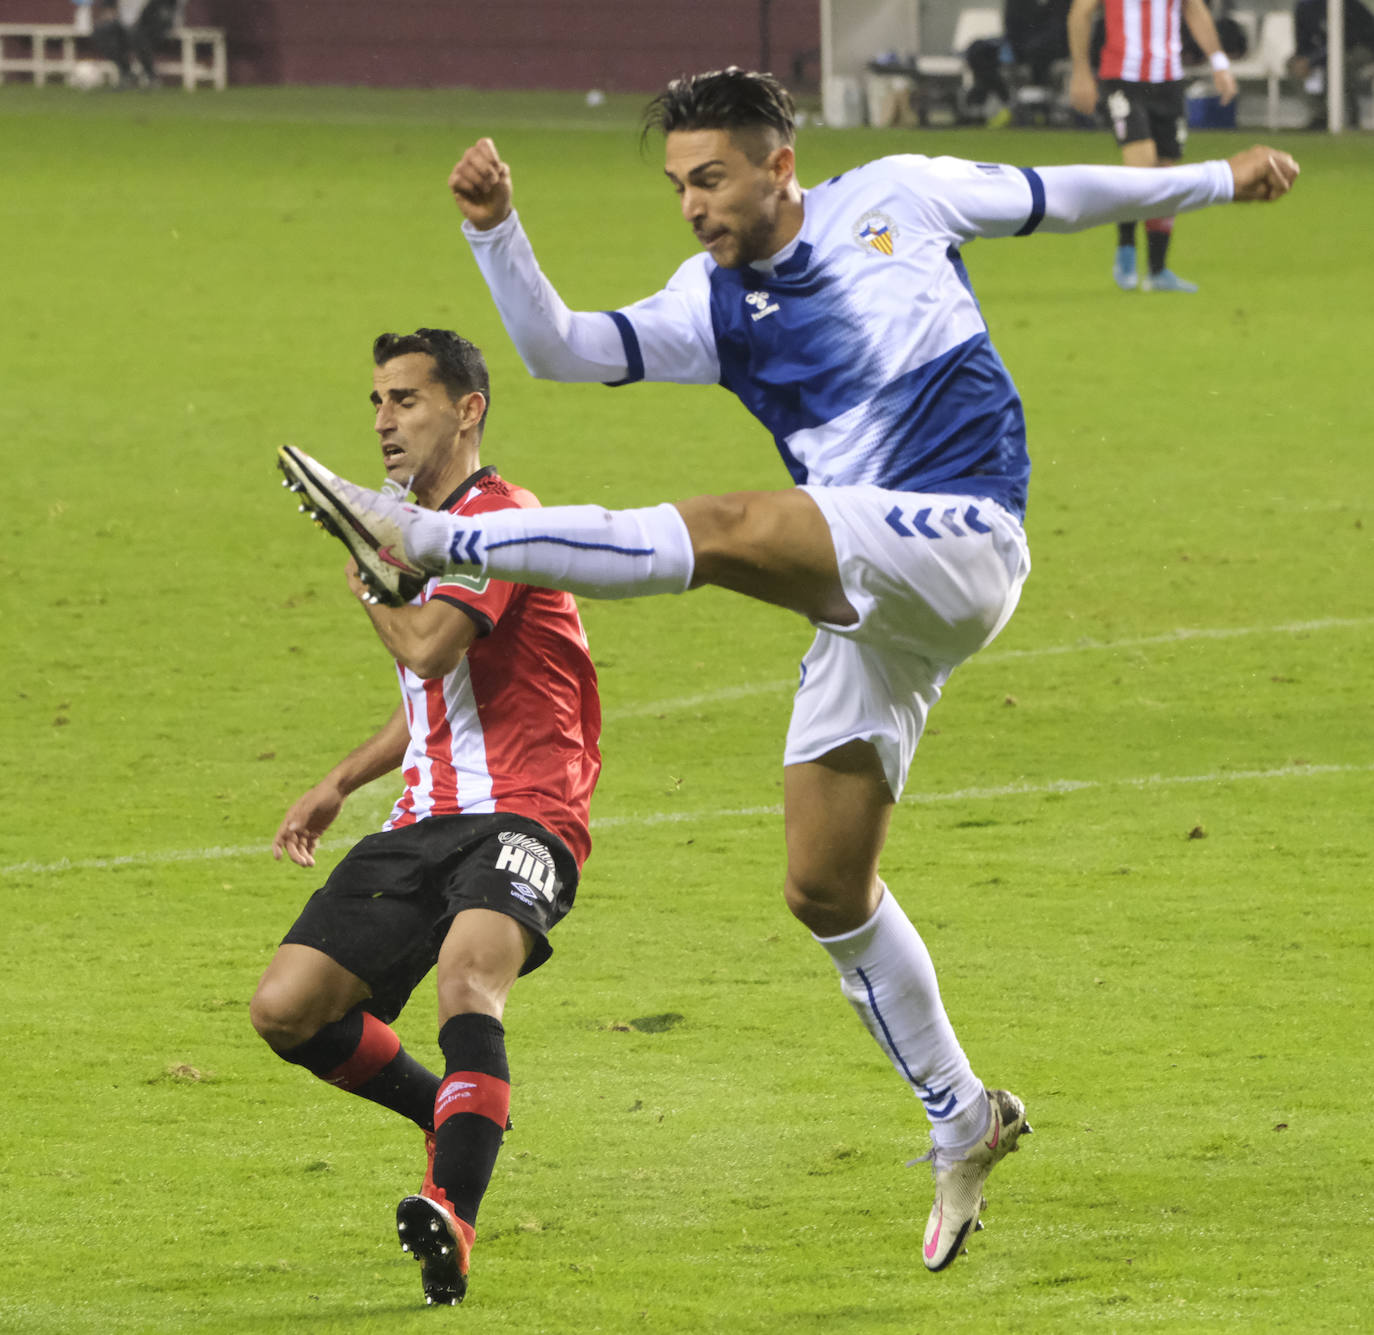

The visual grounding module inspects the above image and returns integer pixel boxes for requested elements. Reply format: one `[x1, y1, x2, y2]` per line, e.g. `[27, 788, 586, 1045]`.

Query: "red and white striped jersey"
[383, 468, 601, 868]
[1098, 0, 1184, 83]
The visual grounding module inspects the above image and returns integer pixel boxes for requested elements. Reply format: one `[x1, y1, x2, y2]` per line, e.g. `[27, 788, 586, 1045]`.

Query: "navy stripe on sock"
[855, 966, 959, 1119]
[485, 535, 654, 557]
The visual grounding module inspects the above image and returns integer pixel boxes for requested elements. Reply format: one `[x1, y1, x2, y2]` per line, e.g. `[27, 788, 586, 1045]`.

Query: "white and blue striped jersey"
[608, 156, 1051, 518]
[465, 154, 1233, 523]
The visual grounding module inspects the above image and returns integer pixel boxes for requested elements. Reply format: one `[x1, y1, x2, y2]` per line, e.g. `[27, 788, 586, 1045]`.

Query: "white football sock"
[413, 501, 695, 600]
[815, 886, 988, 1152]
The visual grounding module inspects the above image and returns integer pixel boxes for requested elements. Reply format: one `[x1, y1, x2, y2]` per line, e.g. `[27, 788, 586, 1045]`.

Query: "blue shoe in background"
[1141, 269, 1199, 293]
[1112, 245, 1138, 291]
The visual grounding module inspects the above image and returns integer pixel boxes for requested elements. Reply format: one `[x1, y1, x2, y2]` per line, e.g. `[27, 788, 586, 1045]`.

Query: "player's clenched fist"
[1227, 145, 1300, 202]
[448, 137, 513, 230]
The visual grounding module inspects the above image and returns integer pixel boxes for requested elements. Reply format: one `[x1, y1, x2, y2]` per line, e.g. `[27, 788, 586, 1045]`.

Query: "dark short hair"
[372, 328, 490, 432]
[642, 67, 796, 159]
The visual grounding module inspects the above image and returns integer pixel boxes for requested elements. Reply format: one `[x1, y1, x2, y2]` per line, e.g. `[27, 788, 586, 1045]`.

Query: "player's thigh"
[435, 909, 535, 1023]
[675, 489, 855, 625]
[783, 739, 894, 936]
[1121, 138, 1158, 167]
[1146, 81, 1187, 160]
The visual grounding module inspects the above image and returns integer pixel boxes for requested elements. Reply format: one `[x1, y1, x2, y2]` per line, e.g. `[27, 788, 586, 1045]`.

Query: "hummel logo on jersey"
[853, 209, 899, 255]
[745, 290, 779, 321]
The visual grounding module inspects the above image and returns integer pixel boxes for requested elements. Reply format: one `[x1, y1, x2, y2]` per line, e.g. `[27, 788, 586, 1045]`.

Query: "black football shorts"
[1100, 79, 1187, 158]
[281, 813, 579, 1023]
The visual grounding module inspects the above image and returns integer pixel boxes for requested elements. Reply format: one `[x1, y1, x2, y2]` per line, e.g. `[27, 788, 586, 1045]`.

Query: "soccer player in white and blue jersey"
[283, 68, 1298, 1273]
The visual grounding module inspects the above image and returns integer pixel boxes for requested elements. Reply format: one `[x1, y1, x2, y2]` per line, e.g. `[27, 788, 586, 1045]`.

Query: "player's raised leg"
[278, 445, 857, 624]
[782, 741, 1030, 1270]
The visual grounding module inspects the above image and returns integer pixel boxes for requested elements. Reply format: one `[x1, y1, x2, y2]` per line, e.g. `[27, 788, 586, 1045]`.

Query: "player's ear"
[768, 142, 796, 189]
[459, 391, 488, 432]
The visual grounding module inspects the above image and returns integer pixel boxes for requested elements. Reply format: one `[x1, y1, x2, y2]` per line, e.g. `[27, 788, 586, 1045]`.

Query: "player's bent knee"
[783, 869, 882, 937]
[248, 981, 322, 1053]
[783, 873, 842, 929]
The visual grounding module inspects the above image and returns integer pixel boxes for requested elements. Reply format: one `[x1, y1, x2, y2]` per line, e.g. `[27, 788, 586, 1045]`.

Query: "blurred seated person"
[86, 0, 180, 89]
[965, 0, 1071, 125]
[1180, 1, 1249, 62]
[1289, 0, 1374, 127]
[87, 0, 138, 86]
[128, 0, 182, 87]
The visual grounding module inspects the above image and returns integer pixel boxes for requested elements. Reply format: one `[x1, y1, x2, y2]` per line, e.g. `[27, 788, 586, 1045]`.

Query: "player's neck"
[770, 187, 805, 254]
[414, 446, 482, 509]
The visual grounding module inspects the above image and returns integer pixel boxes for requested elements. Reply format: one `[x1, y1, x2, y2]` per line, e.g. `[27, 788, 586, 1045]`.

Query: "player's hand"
[1213, 66, 1238, 106]
[1228, 145, 1300, 202]
[272, 781, 345, 867]
[345, 556, 372, 604]
[449, 138, 513, 230]
[1069, 68, 1097, 116]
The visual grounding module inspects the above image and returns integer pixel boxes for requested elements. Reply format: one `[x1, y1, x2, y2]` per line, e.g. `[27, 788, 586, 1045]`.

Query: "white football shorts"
[784, 484, 1031, 799]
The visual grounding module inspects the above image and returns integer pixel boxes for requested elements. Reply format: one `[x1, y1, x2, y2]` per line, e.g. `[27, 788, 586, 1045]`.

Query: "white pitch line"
[3, 761, 1368, 878]
[591, 761, 1373, 828]
[603, 617, 1374, 721]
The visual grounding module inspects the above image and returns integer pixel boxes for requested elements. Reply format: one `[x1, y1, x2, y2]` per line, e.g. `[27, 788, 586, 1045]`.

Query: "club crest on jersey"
[853, 210, 898, 256]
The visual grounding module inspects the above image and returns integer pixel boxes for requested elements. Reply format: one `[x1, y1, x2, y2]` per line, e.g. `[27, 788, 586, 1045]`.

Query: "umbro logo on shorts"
[495, 838, 557, 903]
[884, 504, 993, 540]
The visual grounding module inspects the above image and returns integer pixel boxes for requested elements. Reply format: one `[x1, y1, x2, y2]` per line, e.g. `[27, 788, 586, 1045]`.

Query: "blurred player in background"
[1069, 0, 1239, 291]
[278, 70, 1297, 1274]
[253, 329, 600, 1307]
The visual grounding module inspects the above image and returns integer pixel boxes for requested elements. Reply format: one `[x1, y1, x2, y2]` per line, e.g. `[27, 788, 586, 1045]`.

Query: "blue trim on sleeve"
[602, 310, 644, 387]
[1015, 168, 1046, 237]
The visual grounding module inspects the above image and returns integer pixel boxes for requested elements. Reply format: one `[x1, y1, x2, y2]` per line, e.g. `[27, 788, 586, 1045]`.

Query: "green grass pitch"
[1, 86, 1371, 1332]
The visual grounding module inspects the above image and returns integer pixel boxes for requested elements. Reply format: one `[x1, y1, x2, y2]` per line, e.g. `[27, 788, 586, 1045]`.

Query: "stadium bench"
[0, 22, 226, 89]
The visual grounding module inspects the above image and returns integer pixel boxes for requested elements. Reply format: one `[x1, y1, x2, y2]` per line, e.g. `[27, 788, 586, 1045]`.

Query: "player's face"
[664, 128, 795, 269]
[370, 352, 468, 500]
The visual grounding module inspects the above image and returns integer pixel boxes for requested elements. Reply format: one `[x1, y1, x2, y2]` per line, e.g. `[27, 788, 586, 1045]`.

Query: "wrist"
[461, 208, 514, 236]
[1209, 51, 1230, 72]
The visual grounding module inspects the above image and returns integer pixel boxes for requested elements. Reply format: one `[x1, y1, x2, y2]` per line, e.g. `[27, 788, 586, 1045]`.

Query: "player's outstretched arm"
[271, 706, 409, 867]
[449, 137, 513, 230]
[1227, 145, 1300, 202]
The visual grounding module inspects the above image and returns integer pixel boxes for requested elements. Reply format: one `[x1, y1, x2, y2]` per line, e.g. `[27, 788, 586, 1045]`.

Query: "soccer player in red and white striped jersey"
[1069, 0, 1239, 290]
[251, 328, 600, 1307]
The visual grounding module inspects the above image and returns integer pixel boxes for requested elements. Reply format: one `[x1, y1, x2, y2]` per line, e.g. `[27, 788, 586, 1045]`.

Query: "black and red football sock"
[281, 1006, 440, 1131]
[1146, 216, 1175, 275]
[1117, 221, 1137, 249]
[428, 1012, 511, 1244]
